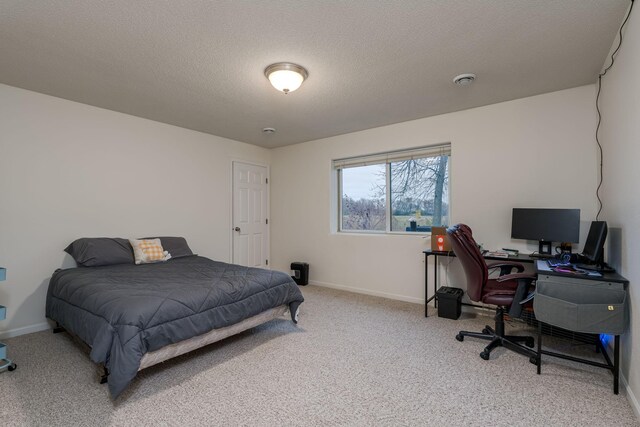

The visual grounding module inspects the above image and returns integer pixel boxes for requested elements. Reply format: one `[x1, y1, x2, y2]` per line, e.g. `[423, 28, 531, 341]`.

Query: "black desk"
[534, 261, 629, 394]
[423, 250, 629, 394]
[534, 261, 628, 283]
[422, 250, 534, 317]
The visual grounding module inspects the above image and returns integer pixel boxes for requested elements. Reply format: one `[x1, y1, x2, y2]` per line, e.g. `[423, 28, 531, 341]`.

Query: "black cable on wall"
[595, 0, 635, 220]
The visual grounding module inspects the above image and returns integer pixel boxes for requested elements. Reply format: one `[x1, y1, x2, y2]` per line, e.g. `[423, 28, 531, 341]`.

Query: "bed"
[46, 238, 304, 398]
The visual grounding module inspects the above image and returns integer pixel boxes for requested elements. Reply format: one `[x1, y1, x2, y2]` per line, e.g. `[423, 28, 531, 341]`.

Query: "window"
[334, 144, 450, 233]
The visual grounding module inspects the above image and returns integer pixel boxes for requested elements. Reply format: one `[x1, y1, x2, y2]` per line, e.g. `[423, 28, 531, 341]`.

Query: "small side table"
[0, 267, 17, 373]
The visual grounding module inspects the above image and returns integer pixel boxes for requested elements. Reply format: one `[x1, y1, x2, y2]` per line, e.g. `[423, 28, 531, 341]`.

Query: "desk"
[422, 250, 534, 317]
[0, 267, 15, 373]
[423, 250, 629, 393]
[534, 261, 628, 394]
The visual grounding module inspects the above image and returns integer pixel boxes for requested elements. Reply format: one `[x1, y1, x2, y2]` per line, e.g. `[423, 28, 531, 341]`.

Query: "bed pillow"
[129, 238, 172, 264]
[64, 238, 134, 267]
[142, 236, 194, 258]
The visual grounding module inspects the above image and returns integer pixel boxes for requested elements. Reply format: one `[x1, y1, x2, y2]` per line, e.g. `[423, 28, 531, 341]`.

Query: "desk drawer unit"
[534, 275, 628, 335]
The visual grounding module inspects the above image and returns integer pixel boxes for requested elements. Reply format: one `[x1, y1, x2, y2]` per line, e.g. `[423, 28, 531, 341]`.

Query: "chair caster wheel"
[529, 357, 538, 365]
[482, 328, 490, 334]
[525, 338, 535, 348]
[8, 363, 16, 371]
[455, 333, 464, 342]
[480, 351, 490, 360]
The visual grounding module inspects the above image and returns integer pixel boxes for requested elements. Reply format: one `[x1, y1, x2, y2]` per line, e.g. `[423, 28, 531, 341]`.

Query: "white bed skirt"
[138, 305, 289, 370]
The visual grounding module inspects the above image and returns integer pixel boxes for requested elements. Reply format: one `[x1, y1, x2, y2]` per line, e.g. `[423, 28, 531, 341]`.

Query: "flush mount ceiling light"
[264, 62, 308, 94]
[453, 73, 476, 86]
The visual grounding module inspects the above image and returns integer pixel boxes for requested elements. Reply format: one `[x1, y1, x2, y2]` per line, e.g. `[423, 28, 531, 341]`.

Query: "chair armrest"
[496, 273, 536, 283]
[486, 261, 526, 276]
[502, 273, 537, 318]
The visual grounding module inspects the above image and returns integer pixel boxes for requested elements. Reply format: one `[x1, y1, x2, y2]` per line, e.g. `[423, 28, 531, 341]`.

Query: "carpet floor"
[0, 285, 637, 426]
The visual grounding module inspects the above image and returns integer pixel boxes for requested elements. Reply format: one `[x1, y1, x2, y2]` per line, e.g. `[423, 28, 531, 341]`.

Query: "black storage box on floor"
[436, 286, 464, 319]
[291, 262, 309, 286]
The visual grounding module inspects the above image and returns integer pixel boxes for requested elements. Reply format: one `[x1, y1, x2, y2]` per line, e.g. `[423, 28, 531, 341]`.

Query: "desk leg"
[424, 254, 439, 317]
[434, 255, 438, 310]
[424, 253, 429, 318]
[424, 254, 444, 317]
[537, 322, 542, 375]
[614, 335, 620, 395]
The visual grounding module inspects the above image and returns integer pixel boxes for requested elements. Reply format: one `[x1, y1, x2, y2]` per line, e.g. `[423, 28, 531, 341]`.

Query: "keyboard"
[547, 259, 570, 268]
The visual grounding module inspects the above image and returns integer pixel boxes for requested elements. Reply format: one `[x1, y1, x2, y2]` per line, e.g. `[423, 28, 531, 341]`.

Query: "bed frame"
[54, 304, 297, 384]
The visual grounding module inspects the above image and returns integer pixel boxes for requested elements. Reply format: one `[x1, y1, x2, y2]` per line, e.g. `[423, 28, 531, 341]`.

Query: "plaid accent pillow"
[129, 238, 172, 264]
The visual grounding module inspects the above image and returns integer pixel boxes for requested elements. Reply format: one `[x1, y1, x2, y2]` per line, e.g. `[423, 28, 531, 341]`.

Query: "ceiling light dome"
[265, 62, 308, 94]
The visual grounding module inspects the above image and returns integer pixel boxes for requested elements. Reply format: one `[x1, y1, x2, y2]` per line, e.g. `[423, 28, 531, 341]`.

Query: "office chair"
[447, 224, 538, 362]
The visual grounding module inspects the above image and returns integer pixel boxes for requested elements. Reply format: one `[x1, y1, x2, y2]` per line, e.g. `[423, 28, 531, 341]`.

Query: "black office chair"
[447, 224, 538, 362]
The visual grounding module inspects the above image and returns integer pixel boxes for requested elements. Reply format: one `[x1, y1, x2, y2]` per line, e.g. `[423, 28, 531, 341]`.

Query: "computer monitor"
[580, 221, 608, 266]
[511, 208, 580, 255]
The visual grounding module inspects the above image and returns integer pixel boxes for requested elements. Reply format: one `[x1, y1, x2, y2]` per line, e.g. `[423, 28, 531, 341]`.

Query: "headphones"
[554, 250, 579, 263]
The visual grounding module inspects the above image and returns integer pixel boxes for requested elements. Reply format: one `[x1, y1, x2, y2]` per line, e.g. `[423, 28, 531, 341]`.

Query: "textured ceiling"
[0, 0, 630, 148]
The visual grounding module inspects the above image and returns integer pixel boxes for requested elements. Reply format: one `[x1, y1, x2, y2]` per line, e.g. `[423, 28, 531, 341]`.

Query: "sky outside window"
[341, 164, 385, 200]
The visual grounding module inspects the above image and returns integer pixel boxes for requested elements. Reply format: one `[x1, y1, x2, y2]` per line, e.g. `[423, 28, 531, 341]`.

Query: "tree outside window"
[390, 156, 449, 231]
[338, 149, 449, 233]
[340, 164, 386, 231]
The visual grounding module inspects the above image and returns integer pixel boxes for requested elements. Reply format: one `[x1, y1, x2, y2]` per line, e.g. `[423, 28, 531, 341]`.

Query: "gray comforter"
[46, 256, 304, 397]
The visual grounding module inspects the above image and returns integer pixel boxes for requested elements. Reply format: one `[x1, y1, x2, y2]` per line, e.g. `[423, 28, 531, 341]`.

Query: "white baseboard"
[309, 280, 425, 305]
[603, 338, 639, 421]
[621, 373, 640, 420]
[0, 322, 50, 340]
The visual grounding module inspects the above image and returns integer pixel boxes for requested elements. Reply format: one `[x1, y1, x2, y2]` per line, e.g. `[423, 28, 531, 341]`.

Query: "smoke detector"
[453, 73, 476, 86]
[262, 127, 276, 134]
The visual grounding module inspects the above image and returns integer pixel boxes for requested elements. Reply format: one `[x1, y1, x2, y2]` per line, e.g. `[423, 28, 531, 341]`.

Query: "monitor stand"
[528, 240, 554, 258]
[538, 240, 552, 256]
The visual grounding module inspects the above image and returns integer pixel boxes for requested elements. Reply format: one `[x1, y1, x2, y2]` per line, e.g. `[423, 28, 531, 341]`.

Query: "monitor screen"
[511, 208, 580, 243]
[581, 221, 607, 263]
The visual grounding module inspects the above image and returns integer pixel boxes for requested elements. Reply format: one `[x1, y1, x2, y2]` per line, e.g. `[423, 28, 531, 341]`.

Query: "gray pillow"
[143, 236, 194, 258]
[64, 238, 134, 267]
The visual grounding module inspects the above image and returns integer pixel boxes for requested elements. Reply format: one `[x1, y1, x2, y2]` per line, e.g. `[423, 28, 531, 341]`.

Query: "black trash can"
[291, 262, 309, 286]
[436, 286, 464, 319]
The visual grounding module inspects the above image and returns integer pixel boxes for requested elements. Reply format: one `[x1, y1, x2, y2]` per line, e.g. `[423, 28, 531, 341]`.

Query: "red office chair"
[447, 224, 538, 362]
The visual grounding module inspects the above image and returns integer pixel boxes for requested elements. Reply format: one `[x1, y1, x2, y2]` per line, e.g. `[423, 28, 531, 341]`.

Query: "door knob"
[234, 227, 241, 232]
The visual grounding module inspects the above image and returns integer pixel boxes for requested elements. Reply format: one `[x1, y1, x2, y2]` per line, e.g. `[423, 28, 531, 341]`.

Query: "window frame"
[334, 144, 451, 235]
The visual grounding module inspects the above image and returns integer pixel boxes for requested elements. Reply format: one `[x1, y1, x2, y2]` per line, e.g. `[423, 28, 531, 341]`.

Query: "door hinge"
[266, 259, 269, 265]
[266, 178, 268, 184]
[266, 218, 268, 224]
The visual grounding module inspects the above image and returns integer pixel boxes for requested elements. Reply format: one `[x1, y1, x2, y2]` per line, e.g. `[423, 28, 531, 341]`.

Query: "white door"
[232, 162, 269, 268]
